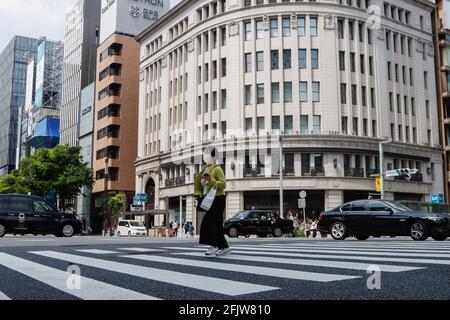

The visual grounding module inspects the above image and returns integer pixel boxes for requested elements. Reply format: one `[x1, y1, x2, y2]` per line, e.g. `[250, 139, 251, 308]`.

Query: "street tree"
[0, 170, 29, 195]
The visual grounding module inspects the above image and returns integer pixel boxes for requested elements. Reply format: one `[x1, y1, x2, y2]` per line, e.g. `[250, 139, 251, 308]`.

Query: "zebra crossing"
[0, 240, 449, 300]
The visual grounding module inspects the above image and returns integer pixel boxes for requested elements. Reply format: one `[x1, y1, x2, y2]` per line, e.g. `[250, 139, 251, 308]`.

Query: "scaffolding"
[39, 37, 64, 109]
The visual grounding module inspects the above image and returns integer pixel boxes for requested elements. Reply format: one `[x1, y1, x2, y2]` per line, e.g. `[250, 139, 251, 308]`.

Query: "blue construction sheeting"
[27, 116, 60, 149]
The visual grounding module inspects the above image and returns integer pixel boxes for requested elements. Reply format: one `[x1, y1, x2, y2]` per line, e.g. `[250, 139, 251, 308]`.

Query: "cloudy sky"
[0, 0, 181, 52]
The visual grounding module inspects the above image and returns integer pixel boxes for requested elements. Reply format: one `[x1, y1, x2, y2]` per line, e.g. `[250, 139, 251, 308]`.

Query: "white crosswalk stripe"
[124, 254, 360, 282]
[30, 251, 278, 296]
[0, 253, 158, 300]
[0, 290, 10, 300]
[173, 252, 424, 273]
[118, 248, 166, 253]
[76, 249, 119, 255]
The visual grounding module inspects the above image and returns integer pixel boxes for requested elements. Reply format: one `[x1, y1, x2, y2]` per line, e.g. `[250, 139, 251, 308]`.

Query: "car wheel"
[410, 221, 428, 241]
[0, 223, 6, 237]
[273, 227, 283, 238]
[355, 235, 369, 241]
[330, 222, 348, 240]
[62, 224, 75, 238]
[227, 227, 239, 238]
[432, 234, 448, 241]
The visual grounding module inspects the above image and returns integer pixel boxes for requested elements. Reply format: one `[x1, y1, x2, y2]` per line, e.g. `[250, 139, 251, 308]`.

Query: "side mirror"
[387, 208, 394, 214]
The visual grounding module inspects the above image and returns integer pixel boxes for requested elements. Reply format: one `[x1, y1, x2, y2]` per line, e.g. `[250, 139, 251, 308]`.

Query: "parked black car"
[318, 199, 450, 241]
[0, 195, 82, 238]
[224, 210, 294, 238]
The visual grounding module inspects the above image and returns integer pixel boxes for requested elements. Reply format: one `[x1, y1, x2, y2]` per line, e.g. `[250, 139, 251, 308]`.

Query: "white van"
[117, 220, 147, 237]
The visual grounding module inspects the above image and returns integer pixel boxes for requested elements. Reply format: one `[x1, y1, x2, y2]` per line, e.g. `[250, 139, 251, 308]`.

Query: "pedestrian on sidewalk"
[195, 148, 231, 257]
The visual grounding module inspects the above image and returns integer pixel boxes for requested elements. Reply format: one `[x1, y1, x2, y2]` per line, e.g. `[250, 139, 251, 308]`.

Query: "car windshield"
[129, 221, 144, 227]
[232, 212, 249, 220]
[384, 201, 412, 212]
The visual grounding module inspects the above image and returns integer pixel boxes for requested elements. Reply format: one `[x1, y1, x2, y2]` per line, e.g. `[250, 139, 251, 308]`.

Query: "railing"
[345, 167, 364, 177]
[366, 169, 380, 178]
[303, 167, 325, 177]
[165, 177, 186, 187]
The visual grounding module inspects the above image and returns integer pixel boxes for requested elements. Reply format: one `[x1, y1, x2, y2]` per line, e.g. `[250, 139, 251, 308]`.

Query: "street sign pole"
[179, 197, 186, 239]
[299, 191, 307, 238]
[279, 136, 284, 219]
[379, 142, 385, 200]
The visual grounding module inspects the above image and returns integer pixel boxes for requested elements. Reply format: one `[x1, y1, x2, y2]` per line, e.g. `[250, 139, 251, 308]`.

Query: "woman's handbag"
[200, 184, 218, 212]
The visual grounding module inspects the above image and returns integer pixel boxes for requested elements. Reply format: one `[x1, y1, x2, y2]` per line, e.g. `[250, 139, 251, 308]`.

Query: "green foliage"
[288, 228, 306, 238]
[109, 193, 125, 219]
[1, 145, 94, 210]
[0, 170, 29, 195]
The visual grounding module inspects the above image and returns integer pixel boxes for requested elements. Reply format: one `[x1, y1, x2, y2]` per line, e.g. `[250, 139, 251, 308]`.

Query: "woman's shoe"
[205, 247, 219, 256]
[215, 248, 232, 257]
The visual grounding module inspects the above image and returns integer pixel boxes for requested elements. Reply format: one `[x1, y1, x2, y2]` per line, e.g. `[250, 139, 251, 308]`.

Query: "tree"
[108, 193, 125, 236]
[0, 170, 29, 195]
[18, 145, 94, 211]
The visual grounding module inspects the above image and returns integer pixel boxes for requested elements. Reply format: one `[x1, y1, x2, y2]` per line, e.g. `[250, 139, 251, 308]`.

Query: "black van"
[0, 195, 82, 238]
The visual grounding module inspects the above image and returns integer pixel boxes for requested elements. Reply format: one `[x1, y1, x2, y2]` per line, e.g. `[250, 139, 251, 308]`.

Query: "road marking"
[0, 253, 159, 300]
[30, 251, 278, 296]
[0, 290, 10, 300]
[173, 252, 424, 273]
[124, 255, 360, 282]
[160, 247, 209, 251]
[280, 243, 450, 249]
[76, 249, 119, 255]
[264, 244, 450, 254]
[227, 250, 450, 266]
[118, 248, 166, 253]
[231, 245, 450, 258]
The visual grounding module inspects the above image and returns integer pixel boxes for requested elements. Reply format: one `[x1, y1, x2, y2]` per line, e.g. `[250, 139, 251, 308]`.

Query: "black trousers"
[199, 196, 229, 250]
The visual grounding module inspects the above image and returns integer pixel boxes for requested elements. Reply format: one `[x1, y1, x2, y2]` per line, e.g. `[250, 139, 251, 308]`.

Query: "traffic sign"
[430, 194, 444, 204]
[299, 191, 307, 199]
[298, 199, 306, 209]
[134, 193, 148, 203]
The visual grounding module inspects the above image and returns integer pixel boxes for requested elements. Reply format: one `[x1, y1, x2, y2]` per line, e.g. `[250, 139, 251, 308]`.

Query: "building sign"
[82, 105, 93, 116]
[35, 41, 46, 108]
[25, 57, 35, 109]
[430, 194, 444, 204]
[100, 0, 169, 43]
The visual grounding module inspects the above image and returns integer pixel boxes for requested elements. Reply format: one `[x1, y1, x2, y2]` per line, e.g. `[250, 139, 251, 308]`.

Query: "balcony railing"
[303, 167, 325, 177]
[165, 177, 186, 187]
[244, 165, 262, 177]
[345, 167, 364, 177]
[366, 169, 380, 178]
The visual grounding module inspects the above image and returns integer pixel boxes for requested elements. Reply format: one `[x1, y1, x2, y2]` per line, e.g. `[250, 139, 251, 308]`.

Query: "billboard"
[24, 57, 35, 110]
[35, 40, 46, 107]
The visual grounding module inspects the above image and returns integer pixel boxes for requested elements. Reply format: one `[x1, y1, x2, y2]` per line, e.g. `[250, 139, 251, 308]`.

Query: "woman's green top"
[194, 163, 227, 197]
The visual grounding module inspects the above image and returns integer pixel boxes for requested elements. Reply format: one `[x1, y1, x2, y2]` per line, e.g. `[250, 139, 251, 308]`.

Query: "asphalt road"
[0, 236, 449, 300]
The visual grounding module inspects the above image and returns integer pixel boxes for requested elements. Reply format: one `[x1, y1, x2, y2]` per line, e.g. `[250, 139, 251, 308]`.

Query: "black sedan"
[224, 210, 294, 238]
[318, 200, 450, 241]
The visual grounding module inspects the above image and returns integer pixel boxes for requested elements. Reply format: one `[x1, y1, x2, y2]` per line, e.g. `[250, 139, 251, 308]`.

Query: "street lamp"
[104, 158, 109, 236]
[179, 197, 187, 239]
[379, 139, 392, 200]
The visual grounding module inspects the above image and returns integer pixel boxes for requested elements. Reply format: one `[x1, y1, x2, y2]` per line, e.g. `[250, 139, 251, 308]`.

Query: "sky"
[0, 0, 181, 53]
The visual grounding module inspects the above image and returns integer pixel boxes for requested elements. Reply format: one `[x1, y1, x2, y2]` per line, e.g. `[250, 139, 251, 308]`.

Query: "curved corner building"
[135, 0, 444, 225]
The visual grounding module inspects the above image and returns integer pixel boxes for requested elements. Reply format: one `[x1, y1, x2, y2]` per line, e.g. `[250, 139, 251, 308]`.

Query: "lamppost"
[179, 196, 187, 239]
[379, 139, 392, 200]
[104, 158, 109, 236]
[279, 136, 284, 219]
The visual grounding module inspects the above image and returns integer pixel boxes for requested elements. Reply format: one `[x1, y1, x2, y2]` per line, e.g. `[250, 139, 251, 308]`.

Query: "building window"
[284, 116, 293, 135]
[271, 50, 279, 70]
[299, 82, 308, 102]
[310, 17, 318, 37]
[311, 49, 319, 69]
[270, 18, 278, 38]
[244, 53, 252, 73]
[313, 116, 321, 134]
[298, 49, 307, 69]
[244, 21, 252, 41]
[272, 83, 280, 103]
[272, 116, 280, 136]
[342, 116, 348, 134]
[257, 84, 265, 104]
[339, 51, 345, 71]
[284, 82, 292, 102]
[256, 20, 264, 39]
[298, 16, 306, 36]
[312, 82, 320, 102]
[283, 49, 291, 69]
[282, 18, 291, 37]
[340, 83, 347, 104]
[245, 118, 253, 136]
[300, 115, 309, 135]
[245, 85, 252, 105]
[256, 51, 264, 71]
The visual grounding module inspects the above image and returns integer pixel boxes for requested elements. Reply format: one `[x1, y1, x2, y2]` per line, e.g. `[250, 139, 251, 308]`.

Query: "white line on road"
[264, 244, 450, 254]
[124, 255, 360, 282]
[118, 248, 166, 253]
[231, 246, 450, 258]
[227, 250, 450, 266]
[173, 252, 424, 273]
[0, 290, 10, 300]
[0, 253, 159, 300]
[76, 249, 119, 255]
[30, 251, 278, 296]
